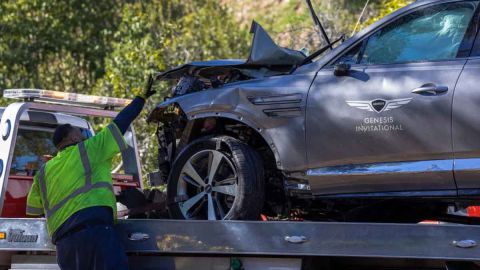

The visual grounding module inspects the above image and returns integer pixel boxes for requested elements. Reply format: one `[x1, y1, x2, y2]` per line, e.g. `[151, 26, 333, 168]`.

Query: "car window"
[337, 2, 477, 66]
[11, 128, 57, 176]
[335, 43, 363, 66]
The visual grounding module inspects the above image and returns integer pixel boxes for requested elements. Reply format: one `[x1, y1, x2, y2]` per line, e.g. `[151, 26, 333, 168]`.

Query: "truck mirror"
[334, 63, 351, 76]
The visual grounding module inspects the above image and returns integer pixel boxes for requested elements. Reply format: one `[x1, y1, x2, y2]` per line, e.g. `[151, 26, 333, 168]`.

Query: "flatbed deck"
[0, 218, 479, 259]
[1, 96, 479, 270]
[1, 218, 479, 269]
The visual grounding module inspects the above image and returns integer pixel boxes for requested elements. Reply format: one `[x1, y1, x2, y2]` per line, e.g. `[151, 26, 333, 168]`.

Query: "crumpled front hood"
[247, 21, 306, 66]
[155, 21, 306, 82]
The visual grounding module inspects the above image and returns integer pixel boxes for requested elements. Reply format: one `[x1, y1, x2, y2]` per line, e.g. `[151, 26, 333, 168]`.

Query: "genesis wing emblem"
[346, 101, 374, 112]
[346, 98, 412, 113]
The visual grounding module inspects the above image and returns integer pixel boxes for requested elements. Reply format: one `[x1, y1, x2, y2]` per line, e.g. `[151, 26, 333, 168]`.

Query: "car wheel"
[167, 136, 264, 220]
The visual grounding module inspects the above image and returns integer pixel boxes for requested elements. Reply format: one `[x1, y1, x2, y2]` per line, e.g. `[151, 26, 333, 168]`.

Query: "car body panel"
[301, 0, 479, 196]
[152, 0, 480, 200]
[154, 74, 315, 171]
[306, 60, 463, 195]
[451, 7, 480, 193]
[452, 58, 480, 191]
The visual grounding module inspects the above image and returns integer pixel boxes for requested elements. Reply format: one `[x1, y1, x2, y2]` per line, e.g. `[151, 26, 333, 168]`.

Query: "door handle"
[411, 83, 448, 96]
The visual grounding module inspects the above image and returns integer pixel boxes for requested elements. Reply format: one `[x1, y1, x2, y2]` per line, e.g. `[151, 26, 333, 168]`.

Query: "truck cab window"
[11, 128, 56, 176]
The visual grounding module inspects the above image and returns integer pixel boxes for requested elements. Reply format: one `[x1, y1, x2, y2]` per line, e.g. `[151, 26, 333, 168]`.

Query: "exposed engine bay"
[155, 21, 306, 98]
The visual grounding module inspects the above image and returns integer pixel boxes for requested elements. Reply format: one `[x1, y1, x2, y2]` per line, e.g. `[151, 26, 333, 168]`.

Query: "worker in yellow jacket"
[26, 76, 155, 270]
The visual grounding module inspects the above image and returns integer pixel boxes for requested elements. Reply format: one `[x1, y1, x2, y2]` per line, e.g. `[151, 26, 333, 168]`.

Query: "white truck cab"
[0, 89, 143, 218]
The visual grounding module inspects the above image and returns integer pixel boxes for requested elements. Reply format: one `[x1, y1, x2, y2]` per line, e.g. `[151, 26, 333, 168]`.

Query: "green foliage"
[376, 0, 414, 18]
[96, 0, 249, 98]
[0, 0, 414, 180]
[222, 0, 412, 52]
[0, 0, 121, 95]
[363, 0, 414, 27]
[224, 0, 372, 51]
[0, 0, 249, 180]
[94, 0, 250, 174]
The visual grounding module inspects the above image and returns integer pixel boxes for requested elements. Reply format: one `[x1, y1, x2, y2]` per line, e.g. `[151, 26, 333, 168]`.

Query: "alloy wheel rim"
[176, 149, 238, 220]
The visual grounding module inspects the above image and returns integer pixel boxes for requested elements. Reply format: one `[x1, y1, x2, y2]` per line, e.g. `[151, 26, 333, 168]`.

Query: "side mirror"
[334, 63, 351, 76]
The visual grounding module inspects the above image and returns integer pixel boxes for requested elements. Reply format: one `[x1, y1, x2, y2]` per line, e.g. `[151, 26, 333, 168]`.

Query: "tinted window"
[11, 128, 56, 176]
[335, 43, 363, 66]
[337, 2, 476, 65]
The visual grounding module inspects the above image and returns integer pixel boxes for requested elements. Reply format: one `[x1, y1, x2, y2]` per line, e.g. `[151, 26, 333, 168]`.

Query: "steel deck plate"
[1, 218, 479, 261]
[118, 219, 480, 260]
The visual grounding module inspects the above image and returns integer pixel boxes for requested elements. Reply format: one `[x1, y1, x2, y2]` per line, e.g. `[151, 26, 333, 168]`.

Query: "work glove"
[140, 74, 156, 100]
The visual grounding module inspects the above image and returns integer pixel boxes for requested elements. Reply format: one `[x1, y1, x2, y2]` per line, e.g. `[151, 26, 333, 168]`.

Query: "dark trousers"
[56, 224, 129, 270]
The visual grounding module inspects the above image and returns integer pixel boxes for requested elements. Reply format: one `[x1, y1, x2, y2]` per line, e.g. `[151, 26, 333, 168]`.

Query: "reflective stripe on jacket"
[26, 123, 128, 236]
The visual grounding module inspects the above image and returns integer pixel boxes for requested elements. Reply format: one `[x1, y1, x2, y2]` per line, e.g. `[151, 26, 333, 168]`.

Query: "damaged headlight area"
[170, 67, 255, 96]
[147, 103, 187, 186]
[170, 66, 291, 96]
[145, 21, 310, 218]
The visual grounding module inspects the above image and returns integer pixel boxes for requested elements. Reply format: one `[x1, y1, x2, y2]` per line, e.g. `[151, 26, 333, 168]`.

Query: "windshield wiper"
[306, 0, 332, 49]
[297, 34, 345, 68]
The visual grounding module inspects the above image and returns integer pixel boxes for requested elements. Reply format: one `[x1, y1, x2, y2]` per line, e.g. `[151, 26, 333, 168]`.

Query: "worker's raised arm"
[83, 76, 156, 163]
[113, 96, 145, 135]
[113, 75, 155, 134]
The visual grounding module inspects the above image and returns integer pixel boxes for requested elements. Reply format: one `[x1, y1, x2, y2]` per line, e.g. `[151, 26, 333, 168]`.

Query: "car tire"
[167, 136, 264, 220]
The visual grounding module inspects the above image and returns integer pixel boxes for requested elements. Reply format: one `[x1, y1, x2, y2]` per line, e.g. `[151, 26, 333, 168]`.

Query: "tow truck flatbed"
[0, 218, 479, 269]
[0, 218, 478, 260]
[1, 91, 479, 269]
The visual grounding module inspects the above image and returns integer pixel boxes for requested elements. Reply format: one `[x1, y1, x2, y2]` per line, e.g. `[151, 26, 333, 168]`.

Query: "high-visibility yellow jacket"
[26, 123, 128, 236]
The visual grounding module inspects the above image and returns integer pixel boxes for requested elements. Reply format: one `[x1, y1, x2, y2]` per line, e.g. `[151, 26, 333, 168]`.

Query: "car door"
[452, 20, 480, 195]
[306, 1, 479, 196]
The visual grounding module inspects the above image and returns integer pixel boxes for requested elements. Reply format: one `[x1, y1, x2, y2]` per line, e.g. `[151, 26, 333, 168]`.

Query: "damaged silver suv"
[148, 0, 480, 222]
